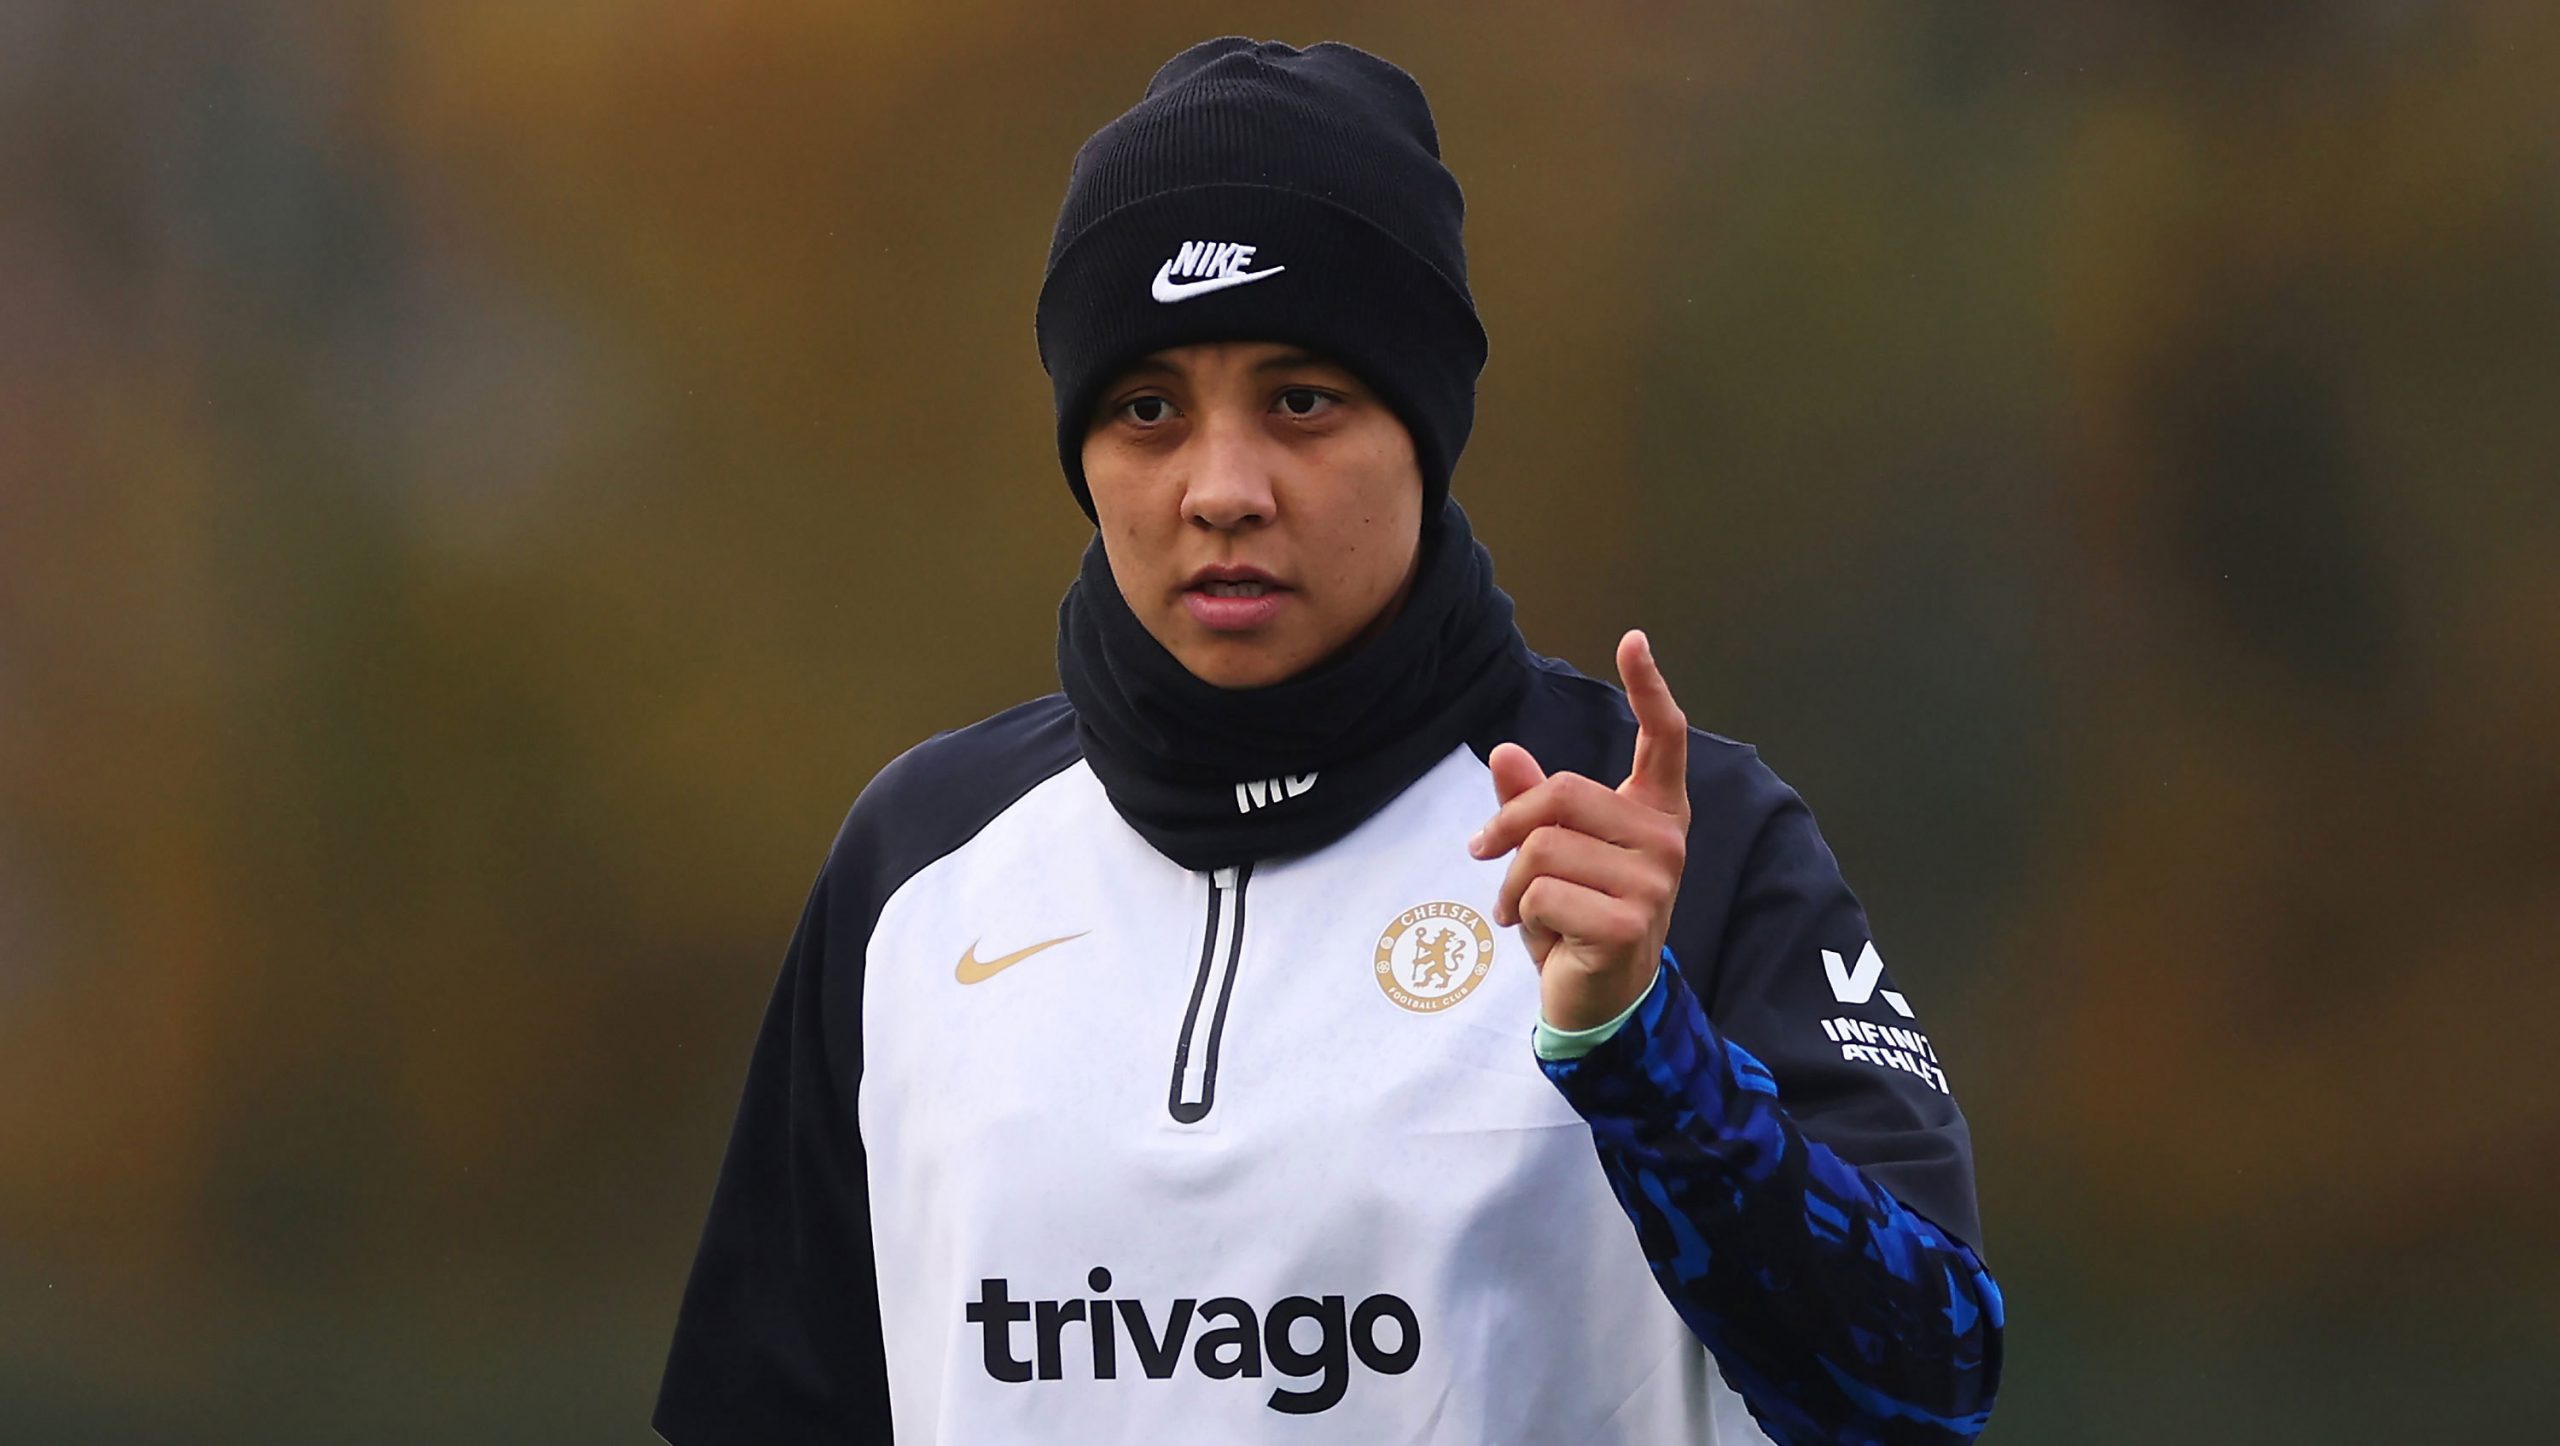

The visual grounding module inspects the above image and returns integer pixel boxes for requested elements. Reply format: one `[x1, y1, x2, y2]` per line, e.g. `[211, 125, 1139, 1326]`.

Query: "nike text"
[1151, 239, 1286, 302]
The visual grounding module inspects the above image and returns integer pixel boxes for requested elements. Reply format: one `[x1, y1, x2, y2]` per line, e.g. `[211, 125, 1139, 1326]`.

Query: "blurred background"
[4, 2, 2555, 1440]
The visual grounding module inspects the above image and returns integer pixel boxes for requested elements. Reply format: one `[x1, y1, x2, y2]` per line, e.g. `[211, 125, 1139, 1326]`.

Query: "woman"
[656, 37, 2001, 1445]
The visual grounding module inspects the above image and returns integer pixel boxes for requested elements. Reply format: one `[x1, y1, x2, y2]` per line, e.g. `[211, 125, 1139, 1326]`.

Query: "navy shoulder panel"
[825, 691, 1085, 908]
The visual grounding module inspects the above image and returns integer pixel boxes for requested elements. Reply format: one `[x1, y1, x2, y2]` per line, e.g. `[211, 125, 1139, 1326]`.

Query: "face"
[1081, 341, 1424, 688]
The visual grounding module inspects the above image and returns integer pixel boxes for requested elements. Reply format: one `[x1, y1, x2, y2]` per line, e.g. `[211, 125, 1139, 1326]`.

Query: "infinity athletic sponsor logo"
[1815, 940, 1951, 1094]
[966, 1269, 1420, 1414]
[1151, 240, 1287, 302]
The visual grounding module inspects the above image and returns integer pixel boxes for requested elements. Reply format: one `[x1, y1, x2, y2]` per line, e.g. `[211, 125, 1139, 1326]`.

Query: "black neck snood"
[1057, 498, 1531, 872]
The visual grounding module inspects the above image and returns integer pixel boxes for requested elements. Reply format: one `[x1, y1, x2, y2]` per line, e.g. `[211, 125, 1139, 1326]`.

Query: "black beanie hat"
[1035, 38, 1487, 520]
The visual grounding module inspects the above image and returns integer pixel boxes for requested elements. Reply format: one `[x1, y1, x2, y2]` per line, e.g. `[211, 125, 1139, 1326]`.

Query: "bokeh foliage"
[3, 3, 2554, 1440]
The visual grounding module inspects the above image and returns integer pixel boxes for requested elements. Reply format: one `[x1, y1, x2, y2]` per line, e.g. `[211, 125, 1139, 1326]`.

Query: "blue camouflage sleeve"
[1539, 952, 2005, 1446]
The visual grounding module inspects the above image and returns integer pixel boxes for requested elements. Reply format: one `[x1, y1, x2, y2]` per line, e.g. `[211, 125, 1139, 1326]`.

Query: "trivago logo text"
[966, 1268, 1420, 1414]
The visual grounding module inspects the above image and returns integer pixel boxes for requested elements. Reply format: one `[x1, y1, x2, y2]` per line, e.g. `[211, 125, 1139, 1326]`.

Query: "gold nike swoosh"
[955, 931, 1089, 985]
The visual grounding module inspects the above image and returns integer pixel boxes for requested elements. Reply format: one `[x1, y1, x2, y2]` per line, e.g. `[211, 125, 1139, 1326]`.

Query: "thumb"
[1487, 741, 1548, 806]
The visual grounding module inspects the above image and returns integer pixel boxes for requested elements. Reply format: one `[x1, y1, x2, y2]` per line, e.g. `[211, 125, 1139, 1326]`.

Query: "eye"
[1117, 394, 1175, 426]
[1276, 387, 1338, 419]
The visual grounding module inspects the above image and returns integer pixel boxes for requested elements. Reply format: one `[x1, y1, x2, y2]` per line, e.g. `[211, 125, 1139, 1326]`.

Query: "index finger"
[1617, 629, 1689, 818]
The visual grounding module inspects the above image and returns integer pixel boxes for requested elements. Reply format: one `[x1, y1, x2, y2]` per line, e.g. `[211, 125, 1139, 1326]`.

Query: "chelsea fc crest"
[1374, 901, 1496, 1013]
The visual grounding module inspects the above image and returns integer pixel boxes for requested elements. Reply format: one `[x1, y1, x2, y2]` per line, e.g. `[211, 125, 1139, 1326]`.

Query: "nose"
[1179, 412, 1277, 532]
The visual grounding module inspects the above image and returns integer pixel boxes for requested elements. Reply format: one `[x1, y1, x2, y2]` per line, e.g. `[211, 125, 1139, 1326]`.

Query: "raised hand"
[1467, 630, 1692, 1032]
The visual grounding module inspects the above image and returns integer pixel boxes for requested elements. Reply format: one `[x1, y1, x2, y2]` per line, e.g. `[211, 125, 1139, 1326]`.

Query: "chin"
[1177, 637, 1313, 689]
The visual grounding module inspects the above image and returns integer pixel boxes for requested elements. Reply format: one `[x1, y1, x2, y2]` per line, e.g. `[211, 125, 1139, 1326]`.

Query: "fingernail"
[1466, 831, 1485, 857]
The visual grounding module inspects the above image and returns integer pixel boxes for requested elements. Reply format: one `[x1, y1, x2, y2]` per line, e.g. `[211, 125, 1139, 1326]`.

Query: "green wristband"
[1531, 969, 1659, 1061]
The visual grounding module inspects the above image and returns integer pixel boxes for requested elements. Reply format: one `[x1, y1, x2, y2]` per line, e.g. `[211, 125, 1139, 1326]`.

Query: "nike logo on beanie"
[1151, 240, 1286, 302]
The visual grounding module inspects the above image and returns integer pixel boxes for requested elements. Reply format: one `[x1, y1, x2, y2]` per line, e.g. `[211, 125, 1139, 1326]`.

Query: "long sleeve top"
[655, 657, 2001, 1443]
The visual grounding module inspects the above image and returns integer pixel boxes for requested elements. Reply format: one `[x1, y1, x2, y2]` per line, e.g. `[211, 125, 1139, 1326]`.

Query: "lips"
[1183, 563, 1285, 591]
[1181, 565, 1291, 631]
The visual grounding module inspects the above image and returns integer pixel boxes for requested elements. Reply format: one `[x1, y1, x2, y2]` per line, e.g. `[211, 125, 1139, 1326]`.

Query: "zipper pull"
[1212, 866, 1239, 891]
